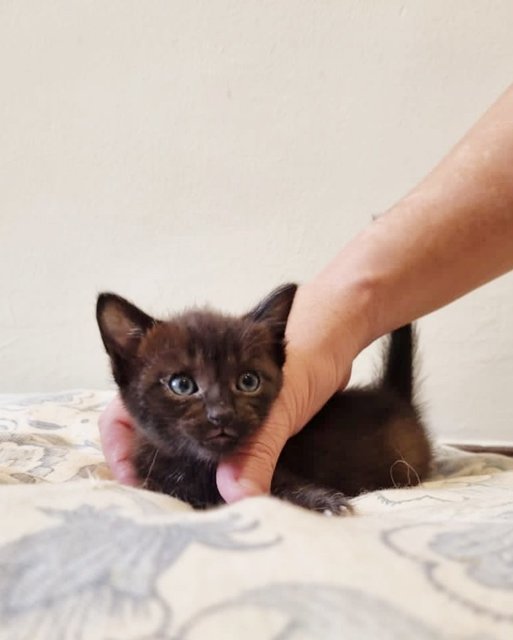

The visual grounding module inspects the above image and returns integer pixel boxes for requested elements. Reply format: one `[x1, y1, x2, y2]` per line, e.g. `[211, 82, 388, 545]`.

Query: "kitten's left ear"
[96, 293, 158, 387]
[246, 283, 298, 344]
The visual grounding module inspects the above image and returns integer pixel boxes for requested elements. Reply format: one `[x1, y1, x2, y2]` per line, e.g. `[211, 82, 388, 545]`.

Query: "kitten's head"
[96, 284, 297, 462]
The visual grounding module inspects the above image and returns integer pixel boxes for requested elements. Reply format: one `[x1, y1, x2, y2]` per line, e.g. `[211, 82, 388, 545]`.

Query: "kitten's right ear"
[96, 293, 157, 386]
[246, 283, 298, 344]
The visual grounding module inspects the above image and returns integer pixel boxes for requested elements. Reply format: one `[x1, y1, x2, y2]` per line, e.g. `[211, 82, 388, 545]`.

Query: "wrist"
[306, 247, 385, 361]
[284, 270, 378, 401]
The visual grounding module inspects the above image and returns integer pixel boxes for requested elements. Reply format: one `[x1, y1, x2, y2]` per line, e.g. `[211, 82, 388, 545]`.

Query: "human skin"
[99, 83, 513, 501]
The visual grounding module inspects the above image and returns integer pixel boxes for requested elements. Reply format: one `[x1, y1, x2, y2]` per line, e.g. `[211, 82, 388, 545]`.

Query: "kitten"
[96, 284, 431, 514]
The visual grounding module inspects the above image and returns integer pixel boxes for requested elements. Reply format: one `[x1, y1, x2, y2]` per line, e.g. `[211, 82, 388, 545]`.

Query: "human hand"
[98, 394, 140, 486]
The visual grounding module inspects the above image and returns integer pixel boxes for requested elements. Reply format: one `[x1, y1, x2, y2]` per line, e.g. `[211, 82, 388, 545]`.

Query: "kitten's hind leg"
[271, 467, 353, 516]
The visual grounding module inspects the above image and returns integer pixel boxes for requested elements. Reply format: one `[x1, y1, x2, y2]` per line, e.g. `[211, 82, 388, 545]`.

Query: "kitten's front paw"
[286, 486, 353, 516]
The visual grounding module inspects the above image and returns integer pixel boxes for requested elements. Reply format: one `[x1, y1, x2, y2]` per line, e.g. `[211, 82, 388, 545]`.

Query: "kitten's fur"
[96, 284, 431, 514]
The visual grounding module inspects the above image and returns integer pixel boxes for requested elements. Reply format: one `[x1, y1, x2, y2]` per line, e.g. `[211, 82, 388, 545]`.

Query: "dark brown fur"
[96, 284, 432, 514]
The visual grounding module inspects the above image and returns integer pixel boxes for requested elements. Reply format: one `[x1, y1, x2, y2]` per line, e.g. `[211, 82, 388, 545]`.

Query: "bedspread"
[1, 390, 513, 639]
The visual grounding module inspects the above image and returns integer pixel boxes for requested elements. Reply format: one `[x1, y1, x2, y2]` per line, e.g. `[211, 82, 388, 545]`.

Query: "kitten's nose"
[206, 406, 235, 426]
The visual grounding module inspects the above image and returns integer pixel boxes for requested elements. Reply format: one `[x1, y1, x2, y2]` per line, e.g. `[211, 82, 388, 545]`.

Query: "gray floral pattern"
[0, 505, 274, 640]
[431, 516, 513, 590]
[382, 508, 513, 624]
[174, 583, 446, 640]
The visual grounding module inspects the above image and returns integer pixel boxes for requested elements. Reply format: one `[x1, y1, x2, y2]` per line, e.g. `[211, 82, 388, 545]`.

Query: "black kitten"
[96, 284, 431, 514]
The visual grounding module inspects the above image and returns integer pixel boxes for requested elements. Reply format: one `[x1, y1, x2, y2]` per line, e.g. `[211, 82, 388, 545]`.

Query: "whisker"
[142, 449, 159, 489]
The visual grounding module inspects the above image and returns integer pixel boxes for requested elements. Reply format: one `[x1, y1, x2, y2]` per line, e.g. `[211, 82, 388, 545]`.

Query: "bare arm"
[216, 84, 513, 500]
[353, 83, 513, 334]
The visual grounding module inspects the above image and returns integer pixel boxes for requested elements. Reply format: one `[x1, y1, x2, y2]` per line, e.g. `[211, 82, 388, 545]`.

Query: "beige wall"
[1, 1, 512, 442]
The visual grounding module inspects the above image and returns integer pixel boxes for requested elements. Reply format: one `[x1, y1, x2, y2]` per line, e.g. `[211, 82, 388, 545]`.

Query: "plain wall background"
[1, 1, 512, 442]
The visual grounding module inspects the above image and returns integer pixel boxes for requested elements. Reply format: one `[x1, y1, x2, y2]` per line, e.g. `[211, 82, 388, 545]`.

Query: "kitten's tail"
[381, 324, 415, 402]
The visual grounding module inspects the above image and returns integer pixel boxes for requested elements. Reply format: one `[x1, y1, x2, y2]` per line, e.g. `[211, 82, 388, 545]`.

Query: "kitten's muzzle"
[205, 425, 238, 441]
[203, 425, 239, 453]
[203, 407, 243, 453]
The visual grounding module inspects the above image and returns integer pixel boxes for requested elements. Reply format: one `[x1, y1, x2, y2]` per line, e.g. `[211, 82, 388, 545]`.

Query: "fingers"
[216, 395, 293, 502]
[98, 394, 140, 486]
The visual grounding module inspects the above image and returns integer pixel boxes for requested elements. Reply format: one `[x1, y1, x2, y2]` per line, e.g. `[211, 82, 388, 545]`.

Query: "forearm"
[312, 83, 513, 355]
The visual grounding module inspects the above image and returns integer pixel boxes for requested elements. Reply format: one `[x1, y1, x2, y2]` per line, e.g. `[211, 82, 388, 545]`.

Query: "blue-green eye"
[237, 371, 261, 393]
[168, 374, 198, 396]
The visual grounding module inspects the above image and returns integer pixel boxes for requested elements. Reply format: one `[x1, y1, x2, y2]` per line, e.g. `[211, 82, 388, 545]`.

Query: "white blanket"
[1, 390, 512, 639]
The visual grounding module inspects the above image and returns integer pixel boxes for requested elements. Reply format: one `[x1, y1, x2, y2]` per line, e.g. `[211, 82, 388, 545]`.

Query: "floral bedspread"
[1, 390, 513, 639]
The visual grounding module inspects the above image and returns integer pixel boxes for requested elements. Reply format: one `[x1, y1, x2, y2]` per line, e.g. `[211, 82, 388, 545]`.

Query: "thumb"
[216, 396, 293, 502]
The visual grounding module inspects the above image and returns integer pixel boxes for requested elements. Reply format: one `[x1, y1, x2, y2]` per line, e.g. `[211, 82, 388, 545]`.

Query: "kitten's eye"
[237, 371, 261, 393]
[167, 374, 198, 396]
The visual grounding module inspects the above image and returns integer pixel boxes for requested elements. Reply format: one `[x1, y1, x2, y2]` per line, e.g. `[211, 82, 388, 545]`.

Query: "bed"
[1, 389, 512, 639]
